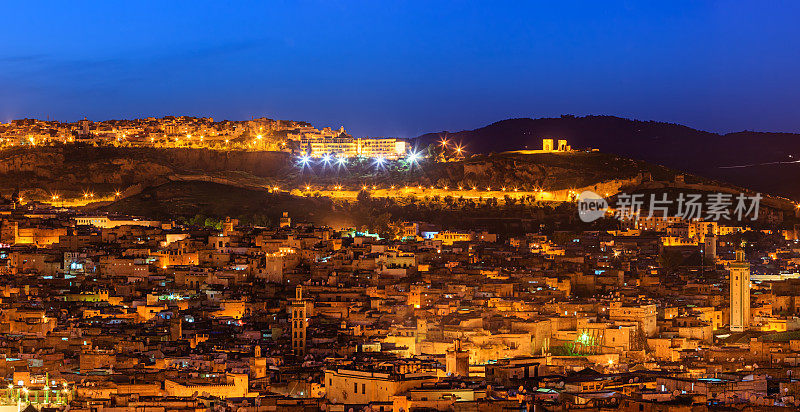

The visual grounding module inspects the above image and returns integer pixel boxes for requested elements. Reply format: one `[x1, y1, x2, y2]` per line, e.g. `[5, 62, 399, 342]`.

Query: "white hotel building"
[299, 136, 408, 160]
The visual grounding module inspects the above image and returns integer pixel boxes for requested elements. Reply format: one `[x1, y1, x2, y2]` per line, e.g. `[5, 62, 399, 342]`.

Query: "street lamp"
[407, 151, 421, 164]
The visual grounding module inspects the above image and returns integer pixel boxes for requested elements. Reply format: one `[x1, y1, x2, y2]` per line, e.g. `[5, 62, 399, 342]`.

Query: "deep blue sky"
[2, 1, 799, 137]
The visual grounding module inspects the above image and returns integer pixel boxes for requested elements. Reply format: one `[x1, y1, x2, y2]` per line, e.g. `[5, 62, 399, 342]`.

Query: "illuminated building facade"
[299, 136, 408, 159]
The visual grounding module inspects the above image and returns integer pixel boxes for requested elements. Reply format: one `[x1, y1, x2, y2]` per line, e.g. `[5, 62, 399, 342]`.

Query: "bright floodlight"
[407, 151, 421, 164]
[337, 157, 347, 166]
[322, 154, 332, 165]
[374, 156, 385, 167]
[298, 155, 311, 167]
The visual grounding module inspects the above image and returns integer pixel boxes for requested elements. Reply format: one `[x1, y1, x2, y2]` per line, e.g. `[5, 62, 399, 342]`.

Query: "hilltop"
[416, 115, 800, 199]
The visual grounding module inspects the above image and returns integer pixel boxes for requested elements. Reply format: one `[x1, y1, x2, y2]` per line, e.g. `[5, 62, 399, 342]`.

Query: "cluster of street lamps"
[5, 382, 71, 406]
[36, 190, 123, 206]
[297, 183, 552, 195]
[296, 150, 423, 169]
[439, 137, 465, 158]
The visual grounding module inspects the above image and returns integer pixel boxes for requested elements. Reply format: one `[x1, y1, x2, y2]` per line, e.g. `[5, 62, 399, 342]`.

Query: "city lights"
[1, 5, 791, 410]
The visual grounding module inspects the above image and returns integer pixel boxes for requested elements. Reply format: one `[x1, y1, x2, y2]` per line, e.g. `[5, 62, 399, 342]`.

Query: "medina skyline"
[5, 2, 800, 410]
[3, 1, 800, 137]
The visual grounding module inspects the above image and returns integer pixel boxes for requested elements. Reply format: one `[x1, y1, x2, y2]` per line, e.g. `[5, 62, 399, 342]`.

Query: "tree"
[204, 217, 222, 230]
[189, 214, 206, 227]
[356, 189, 371, 206]
[658, 250, 684, 274]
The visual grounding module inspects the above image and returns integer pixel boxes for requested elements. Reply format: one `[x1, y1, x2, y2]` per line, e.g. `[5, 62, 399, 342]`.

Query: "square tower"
[729, 248, 750, 332]
[290, 285, 307, 355]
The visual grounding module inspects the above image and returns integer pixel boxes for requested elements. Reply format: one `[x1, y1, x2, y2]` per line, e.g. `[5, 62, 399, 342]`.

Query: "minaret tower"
[290, 285, 308, 355]
[730, 243, 750, 332]
[704, 227, 717, 261]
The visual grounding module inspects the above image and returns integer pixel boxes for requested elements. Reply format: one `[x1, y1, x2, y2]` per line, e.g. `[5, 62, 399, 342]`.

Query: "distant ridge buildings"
[0, 116, 411, 159]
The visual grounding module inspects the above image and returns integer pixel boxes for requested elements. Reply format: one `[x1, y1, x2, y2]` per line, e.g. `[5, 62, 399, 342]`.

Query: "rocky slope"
[0, 144, 291, 196]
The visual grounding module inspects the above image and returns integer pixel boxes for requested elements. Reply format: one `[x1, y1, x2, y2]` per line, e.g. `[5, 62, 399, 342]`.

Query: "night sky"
[2, 1, 799, 137]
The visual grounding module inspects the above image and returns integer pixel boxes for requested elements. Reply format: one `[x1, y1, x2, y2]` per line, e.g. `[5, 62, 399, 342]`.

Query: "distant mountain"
[416, 115, 800, 199]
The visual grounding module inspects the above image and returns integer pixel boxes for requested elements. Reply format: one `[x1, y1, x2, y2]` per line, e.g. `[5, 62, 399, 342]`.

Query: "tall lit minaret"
[729, 243, 750, 332]
[290, 285, 307, 356]
[704, 227, 717, 261]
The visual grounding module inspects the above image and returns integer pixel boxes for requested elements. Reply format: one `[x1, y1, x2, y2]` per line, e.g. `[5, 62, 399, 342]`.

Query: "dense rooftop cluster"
[1, 199, 800, 411]
[0, 117, 341, 151]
